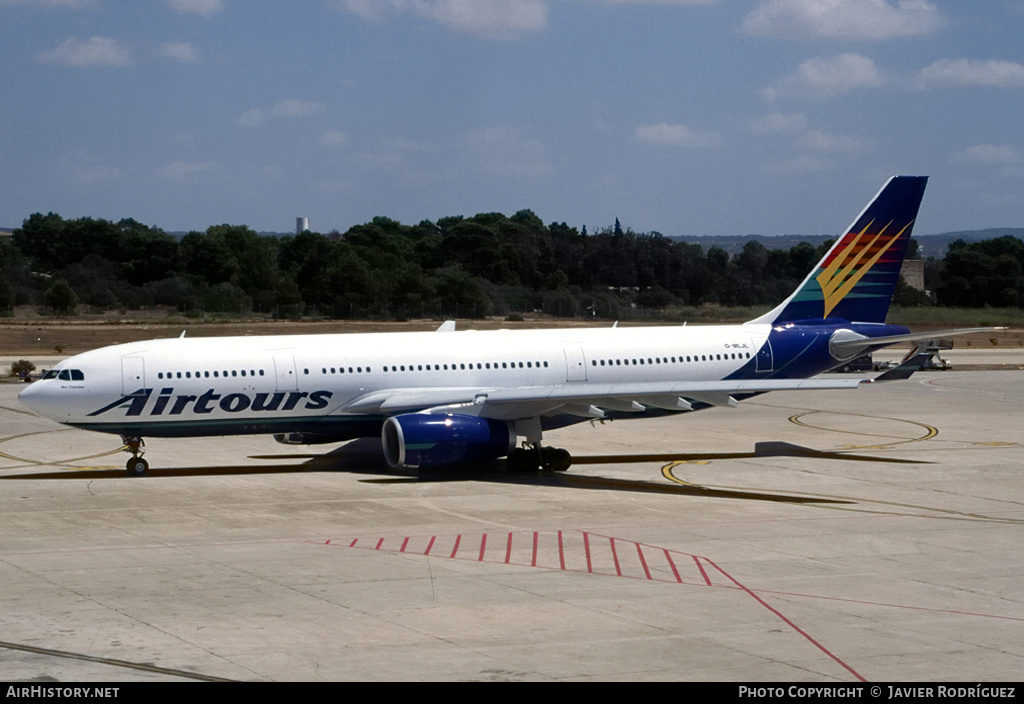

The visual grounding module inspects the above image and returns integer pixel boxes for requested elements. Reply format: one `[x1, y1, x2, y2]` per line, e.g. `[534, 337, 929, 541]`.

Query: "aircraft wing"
[341, 378, 865, 420]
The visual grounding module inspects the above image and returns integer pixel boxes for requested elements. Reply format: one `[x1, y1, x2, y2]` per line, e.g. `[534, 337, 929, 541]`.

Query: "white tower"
[296, 217, 309, 234]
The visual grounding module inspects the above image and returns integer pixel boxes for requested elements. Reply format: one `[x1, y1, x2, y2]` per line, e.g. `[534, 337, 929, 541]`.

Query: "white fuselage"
[19, 324, 773, 436]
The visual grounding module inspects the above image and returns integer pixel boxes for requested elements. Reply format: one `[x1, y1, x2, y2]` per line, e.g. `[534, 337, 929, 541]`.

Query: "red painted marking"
[583, 532, 593, 573]
[531, 531, 539, 567]
[400, 537, 409, 553]
[348, 538, 358, 548]
[693, 556, 712, 586]
[424, 535, 436, 556]
[610, 537, 622, 577]
[375, 538, 384, 550]
[664, 549, 683, 583]
[505, 532, 514, 564]
[636, 543, 652, 580]
[450, 534, 461, 559]
[558, 531, 566, 570]
[478, 533, 487, 562]
[703, 557, 866, 682]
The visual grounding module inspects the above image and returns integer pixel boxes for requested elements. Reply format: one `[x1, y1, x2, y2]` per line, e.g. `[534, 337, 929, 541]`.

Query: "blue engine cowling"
[382, 413, 517, 469]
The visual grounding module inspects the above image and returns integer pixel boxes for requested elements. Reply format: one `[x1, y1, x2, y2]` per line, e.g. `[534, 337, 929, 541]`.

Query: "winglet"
[435, 320, 456, 333]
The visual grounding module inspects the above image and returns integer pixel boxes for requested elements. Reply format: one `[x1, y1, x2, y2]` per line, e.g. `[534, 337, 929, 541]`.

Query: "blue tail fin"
[749, 176, 928, 325]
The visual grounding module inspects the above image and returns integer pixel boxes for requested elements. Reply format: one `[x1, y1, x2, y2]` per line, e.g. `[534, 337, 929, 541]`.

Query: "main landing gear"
[507, 417, 572, 473]
[121, 436, 149, 477]
[508, 444, 572, 473]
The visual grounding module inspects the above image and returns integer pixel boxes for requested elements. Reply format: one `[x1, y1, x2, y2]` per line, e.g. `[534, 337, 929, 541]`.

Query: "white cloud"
[333, 0, 548, 39]
[750, 112, 807, 135]
[160, 160, 220, 179]
[333, 0, 726, 39]
[595, 0, 721, 4]
[422, 0, 548, 39]
[740, 0, 946, 40]
[241, 100, 326, 126]
[37, 36, 132, 67]
[952, 144, 1021, 165]
[634, 122, 720, 148]
[917, 59, 1024, 89]
[321, 130, 349, 147]
[797, 129, 872, 153]
[0, 0, 98, 8]
[463, 126, 549, 176]
[332, 0, 406, 21]
[155, 41, 201, 63]
[166, 0, 224, 16]
[763, 53, 884, 99]
[239, 109, 265, 127]
[765, 155, 835, 175]
[271, 99, 326, 118]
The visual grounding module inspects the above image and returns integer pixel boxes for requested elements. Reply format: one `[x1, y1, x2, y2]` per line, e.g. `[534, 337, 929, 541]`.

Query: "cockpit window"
[44, 369, 84, 381]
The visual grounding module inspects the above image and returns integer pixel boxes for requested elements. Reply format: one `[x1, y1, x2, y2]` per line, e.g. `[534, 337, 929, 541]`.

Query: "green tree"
[43, 278, 78, 314]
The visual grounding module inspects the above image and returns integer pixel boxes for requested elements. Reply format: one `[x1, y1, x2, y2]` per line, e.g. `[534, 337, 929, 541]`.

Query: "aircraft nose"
[17, 381, 55, 418]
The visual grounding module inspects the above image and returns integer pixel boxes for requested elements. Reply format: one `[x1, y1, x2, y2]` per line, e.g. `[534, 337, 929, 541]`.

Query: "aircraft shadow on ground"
[2, 438, 926, 505]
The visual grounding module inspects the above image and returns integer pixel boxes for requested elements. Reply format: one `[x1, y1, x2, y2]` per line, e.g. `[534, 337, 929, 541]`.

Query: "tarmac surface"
[1, 363, 1022, 681]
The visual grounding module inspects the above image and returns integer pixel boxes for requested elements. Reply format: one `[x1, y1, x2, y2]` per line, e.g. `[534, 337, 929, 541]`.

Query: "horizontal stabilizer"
[827, 329, 1003, 354]
[830, 327, 1007, 359]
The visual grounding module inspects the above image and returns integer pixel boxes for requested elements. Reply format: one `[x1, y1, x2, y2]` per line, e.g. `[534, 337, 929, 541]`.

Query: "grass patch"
[887, 306, 1023, 328]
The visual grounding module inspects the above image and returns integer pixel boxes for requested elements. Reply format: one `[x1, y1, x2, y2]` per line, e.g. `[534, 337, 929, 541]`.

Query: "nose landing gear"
[121, 436, 149, 476]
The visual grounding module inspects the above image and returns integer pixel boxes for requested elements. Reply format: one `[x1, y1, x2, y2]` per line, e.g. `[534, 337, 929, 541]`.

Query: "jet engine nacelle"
[382, 413, 517, 469]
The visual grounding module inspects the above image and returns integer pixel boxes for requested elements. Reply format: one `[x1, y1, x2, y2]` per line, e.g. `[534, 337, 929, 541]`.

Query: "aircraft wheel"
[125, 457, 149, 477]
[543, 447, 572, 472]
[508, 448, 540, 473]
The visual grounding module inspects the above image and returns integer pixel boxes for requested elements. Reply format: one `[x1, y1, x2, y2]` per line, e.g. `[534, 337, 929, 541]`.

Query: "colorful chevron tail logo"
[816, 218, 914, 318]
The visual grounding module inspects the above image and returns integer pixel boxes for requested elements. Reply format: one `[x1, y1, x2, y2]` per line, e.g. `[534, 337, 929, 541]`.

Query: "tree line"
[1, 210, 1022, 319]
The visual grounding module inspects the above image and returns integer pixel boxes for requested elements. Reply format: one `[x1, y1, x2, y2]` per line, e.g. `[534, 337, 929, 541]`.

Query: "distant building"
[900, 259, 925, 291]
[296, 217, 309, 234]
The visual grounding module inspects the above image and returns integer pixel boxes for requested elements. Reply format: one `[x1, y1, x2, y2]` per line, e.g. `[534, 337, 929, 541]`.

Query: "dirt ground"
[0, 314, 614, 357]
[2, 310, 1020, 358]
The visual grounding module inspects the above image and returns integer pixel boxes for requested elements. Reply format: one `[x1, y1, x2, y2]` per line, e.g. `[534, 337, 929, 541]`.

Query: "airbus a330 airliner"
[19, 176, 988, 475]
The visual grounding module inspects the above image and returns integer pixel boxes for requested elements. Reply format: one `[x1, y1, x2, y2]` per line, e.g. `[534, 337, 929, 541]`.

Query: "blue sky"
[2, 0, 1022, 239]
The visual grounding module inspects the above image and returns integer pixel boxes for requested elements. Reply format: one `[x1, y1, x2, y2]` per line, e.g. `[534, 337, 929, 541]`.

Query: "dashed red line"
[610, 537, 622, 577]
[557, 530, 566, 570]
[701, 556, 866, 682]
[636, 543, 652, 580]
[694, 555, 712, 586]
[665, 549, 682, 583]
[327, 530, 864, 680]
